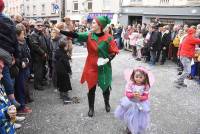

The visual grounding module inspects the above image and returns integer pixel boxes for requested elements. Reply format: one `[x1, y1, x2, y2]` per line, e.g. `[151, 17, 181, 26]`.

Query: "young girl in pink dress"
[115, 67, 154, 134]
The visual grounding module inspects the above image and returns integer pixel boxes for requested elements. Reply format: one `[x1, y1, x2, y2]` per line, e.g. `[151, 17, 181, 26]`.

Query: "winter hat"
[95, 16, 111, 29]
[0, 0, 5, 13]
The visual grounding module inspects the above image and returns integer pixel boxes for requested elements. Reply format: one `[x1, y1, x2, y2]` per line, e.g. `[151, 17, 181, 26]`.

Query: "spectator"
[15, 24, 32, 114]
[13, 14, 23, 25]
[175, 28, 200, 88]
[50, 24, 66, 91]
[0, 58, 16, 134]
[29, 19, 48, 91]
[0, 0, 21, 108]
[158, 25, 171, 65]
[148, 25, 161, 65]
[55, 40, 73, 104]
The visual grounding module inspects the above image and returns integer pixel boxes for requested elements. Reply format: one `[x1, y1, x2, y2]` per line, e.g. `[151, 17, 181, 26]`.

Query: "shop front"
[119, 6, 200, 26]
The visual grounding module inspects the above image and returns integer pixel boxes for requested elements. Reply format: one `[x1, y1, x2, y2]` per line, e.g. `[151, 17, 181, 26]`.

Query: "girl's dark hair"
[130, 69, 150, 87]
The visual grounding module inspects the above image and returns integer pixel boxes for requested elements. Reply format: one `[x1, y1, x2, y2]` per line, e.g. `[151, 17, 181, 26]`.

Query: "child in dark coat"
[15, 24, 32, 114]
[55, 40, 72, 104]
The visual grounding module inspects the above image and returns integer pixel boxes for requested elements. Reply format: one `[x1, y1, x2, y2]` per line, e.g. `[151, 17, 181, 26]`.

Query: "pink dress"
[114, 81, 150, 134]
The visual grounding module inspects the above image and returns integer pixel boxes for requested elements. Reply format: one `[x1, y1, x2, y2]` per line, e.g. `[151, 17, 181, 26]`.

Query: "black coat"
[29, 30, 48, 62]
[55, 49, 71, 75]
[17, 42, 31, 69]
[148, 31, 161, 51]
[0, 13, 19, 58]
[160, 31, 171, 49]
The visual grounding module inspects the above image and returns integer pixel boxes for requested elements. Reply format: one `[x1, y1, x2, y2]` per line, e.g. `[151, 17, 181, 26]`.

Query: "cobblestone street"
[18, 46, 200, 134]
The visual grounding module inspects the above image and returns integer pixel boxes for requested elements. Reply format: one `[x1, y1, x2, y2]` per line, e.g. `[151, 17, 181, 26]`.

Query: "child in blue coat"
[0, 59, 16, 134]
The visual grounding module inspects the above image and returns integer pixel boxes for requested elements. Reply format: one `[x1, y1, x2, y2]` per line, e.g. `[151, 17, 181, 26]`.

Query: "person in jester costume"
[55, 16, 119, 117]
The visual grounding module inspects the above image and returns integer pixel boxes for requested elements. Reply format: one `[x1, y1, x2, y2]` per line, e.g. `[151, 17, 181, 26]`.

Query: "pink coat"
[129, 32, 139, 46]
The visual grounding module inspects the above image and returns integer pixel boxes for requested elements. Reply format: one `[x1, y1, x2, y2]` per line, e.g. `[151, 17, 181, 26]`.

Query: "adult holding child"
[55, 16, 119, 117]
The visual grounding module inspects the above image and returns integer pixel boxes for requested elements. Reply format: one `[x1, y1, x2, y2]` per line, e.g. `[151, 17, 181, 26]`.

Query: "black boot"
[103, 90, 111, 112]
[87, 92, 95, 117]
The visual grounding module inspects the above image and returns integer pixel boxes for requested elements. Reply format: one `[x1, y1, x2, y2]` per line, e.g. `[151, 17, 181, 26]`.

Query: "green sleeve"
[77, 32, 89, 42]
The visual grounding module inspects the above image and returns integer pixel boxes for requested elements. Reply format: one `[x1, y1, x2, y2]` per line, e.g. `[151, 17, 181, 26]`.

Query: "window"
[26, 6, 30, 16]
[88, 1, 92, 10]
[73, 2, 78, 11]
[33, 5, 36, 15]
[41, 4, 45, 15]
[42, 4, 45, 12]
[27, 6, 29, 12]
[160, 0, 170, 4]
[103, 0, 111, 10]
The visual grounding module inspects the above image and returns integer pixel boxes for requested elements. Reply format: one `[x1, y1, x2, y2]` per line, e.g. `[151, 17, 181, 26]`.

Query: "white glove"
[22, 62, 26, 68]
[97, 58, 109, 66]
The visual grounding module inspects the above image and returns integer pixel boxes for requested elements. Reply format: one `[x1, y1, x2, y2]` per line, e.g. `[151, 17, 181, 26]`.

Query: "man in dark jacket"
[157, 25, 171, 65]
[0, 0, 21, 108]
[29, 19, 48, 90]
[148, 25, 161, 65]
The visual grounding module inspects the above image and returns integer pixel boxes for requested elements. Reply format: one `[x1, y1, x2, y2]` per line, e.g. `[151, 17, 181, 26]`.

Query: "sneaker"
[14, 123, 22, 129]
[16, 116, 25, 122]
[178, 72, 182, 75]
[175, 83, 187, 88]
[63, 96, 73, 104]
[17, 107, 32, 115]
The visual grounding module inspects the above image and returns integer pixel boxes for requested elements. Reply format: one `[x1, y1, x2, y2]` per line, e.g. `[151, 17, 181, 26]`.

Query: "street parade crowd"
[1, 0, 200, 133]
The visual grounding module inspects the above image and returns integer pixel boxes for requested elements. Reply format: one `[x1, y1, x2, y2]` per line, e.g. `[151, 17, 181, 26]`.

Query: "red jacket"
[80, 33, 119, 90]
[179, 28, 200, 58]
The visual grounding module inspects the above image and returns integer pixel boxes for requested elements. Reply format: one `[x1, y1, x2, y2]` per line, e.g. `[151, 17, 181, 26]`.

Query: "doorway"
[128, 16, 142, 25]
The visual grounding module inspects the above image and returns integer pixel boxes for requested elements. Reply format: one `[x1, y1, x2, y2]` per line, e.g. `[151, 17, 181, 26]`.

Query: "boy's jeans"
[150, 51, 156, 65]
[177, 56, 191, 84]
[15, 69, 26, 109]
